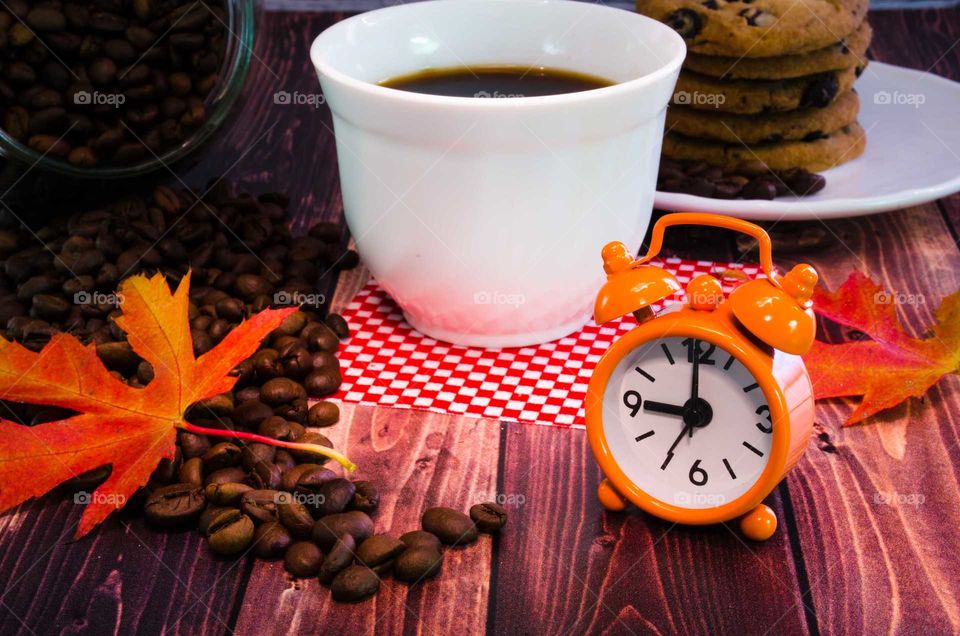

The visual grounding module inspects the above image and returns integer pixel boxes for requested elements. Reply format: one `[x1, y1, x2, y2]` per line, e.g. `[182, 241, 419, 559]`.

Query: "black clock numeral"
[622, 390, 642, 417]
[689, 459, 708, 486]
[681, 338, 715, 365]
[756, 405, 772, 434]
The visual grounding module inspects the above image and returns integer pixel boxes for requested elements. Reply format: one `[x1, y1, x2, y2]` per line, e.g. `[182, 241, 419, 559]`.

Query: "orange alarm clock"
[585, 213, 817, 541]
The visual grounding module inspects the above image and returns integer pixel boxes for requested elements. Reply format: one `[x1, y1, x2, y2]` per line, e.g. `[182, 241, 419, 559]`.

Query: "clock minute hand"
[643, 401, 685, 417]
[660, 422, 692, 470]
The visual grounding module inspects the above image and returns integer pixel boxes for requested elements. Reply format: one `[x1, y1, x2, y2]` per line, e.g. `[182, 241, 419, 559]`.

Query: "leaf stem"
[179, 422, 356, 471]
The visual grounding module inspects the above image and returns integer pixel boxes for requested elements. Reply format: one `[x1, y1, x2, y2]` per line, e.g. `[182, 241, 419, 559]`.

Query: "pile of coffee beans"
[657, 158, 827, 200]
[0, 178, 508, 603]
[0, 0, 229, 168]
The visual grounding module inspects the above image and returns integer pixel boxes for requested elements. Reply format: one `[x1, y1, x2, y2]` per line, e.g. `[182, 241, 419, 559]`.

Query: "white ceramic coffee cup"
[311, 0, 685, 347]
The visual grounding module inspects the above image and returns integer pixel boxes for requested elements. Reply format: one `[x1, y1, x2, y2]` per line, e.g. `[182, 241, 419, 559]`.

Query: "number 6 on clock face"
[602, 336, 772, 510]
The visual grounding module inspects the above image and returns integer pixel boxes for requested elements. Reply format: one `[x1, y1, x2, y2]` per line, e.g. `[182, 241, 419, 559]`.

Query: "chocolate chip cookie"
[637, 0, 869, 57]
[662, 121, 867, 172]
[667, 90, 860, 144]
[673, 65, 861, 114]
[683, 20, 872, 80]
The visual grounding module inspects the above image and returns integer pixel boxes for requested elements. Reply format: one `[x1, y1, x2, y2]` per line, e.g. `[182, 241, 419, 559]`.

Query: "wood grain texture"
[232, 403, 500, 635]
[492, 424, 811, 636]
[0, 497, 249, 635]
[777, 205, 960, 634]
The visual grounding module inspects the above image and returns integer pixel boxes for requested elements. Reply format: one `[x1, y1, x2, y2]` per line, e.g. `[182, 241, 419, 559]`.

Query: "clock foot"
[597, 479, 627, 512]
[740, 504, 777, 541]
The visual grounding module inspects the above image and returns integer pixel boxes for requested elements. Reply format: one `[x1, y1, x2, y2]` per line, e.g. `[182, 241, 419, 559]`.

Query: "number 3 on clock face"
[602, 335, 773, 510]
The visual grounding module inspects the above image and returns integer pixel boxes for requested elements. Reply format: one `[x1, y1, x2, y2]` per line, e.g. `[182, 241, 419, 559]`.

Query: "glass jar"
[0, 0, 254, 203]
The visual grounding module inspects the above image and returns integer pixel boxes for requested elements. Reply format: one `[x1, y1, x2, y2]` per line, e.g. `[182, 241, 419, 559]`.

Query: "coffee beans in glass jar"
[0, 0, 232, 169]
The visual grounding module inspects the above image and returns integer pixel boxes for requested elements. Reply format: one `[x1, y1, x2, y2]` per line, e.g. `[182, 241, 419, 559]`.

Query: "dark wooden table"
[2, 7, 960, 635]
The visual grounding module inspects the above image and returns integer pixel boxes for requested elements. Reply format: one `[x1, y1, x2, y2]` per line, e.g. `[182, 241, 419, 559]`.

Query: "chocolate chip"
[800, 74, 839, 108]
[664, 9, 702, 39]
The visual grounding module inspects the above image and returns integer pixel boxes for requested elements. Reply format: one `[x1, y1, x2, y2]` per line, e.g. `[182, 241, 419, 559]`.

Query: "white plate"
[653, 62, 960, 220]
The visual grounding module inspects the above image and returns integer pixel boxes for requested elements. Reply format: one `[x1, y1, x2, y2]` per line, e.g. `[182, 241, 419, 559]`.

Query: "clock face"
[601, 335, 773, 510]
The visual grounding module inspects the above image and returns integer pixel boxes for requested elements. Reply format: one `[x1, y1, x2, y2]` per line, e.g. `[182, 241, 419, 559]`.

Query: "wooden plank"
[232, 404, 500, 635]
[775, 205, 960, 633]
[492, 423, 810, 636]
[0, 496, 248, 635]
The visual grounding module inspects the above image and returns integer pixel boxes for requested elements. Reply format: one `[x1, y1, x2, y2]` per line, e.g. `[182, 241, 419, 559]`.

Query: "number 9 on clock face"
[602, 336, 773, 509]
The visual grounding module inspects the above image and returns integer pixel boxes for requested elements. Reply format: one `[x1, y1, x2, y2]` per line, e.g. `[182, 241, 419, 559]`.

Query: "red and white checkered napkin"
[333, 258, 760, 428]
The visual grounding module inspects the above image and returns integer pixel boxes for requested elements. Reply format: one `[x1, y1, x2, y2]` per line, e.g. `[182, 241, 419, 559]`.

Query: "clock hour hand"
[643, 401, 685, 417]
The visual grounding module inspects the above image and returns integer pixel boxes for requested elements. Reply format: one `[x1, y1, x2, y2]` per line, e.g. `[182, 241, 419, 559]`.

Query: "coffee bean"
[356, 535, 405, 568]
[204, 481, 252, 506]
[207, 509, 254, 555]
[307, 401, 339, 428]
[422, 507, 478, 546]
[741, 177, 778, 200]
[394, 547, 443, 583]
[331, 565, 380, 602]
[276, 491, 315, 539]
[312, 478, 356, 516]
[287, 432, 333, 465]
[469, 502, 507, 532]
[301, 323, 339, 352]
[260, 377, 306, 406]
[318, 533, 356, 584]
[199, 506, 234, 535]
[144, 483, 204, 527]
[178, 457, 204, 487]
[312, 511, 374, 551]
[349, 481, 380, 514]
[177, 430, 210, 459]
[249, 461, 282, 490]
[257, 416, 292, 441]
[202, 442, 241, 472]
[304, 368, 341, 397]
[284, 541, 323, 578]
[240, 489, 280, 524]
[204, 466, 247, 486]
[400, 530, 441, 551]
[241, 443, 276, 471]
[232, 399, 273, 428]
[282, 463, 325, 492]
[252, 521, 292, 559]
[324, 313, 350, 339]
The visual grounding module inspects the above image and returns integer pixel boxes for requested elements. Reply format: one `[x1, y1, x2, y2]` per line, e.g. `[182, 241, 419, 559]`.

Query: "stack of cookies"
[638, 0, 870, 176]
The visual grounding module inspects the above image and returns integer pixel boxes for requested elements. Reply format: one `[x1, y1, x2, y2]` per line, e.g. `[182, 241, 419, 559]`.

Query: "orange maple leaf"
[0, 271, 351, 538]
[804, 272, 960, 424]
